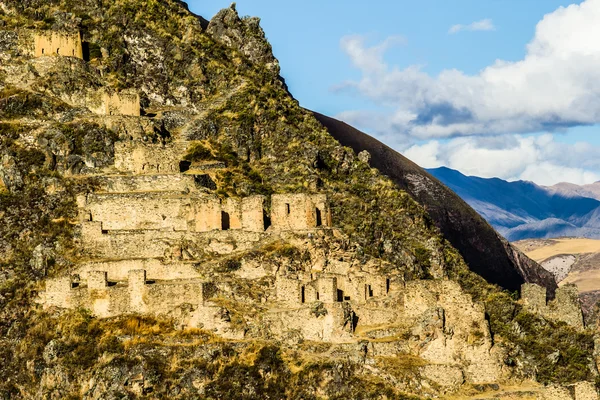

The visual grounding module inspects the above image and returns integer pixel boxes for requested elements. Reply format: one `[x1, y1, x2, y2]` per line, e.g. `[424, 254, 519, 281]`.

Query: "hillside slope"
[313, 113, 556, 293]
[0, 1, 594, 398]
[429, 167, 600, 240]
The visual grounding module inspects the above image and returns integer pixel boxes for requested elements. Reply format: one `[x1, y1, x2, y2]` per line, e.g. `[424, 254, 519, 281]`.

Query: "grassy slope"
[0, 1, 595, 397]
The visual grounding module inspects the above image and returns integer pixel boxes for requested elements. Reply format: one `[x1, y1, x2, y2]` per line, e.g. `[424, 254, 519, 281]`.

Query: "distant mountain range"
[428, 167, 600, 241]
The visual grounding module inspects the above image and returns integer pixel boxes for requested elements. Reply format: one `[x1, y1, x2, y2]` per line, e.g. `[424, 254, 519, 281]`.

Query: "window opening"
[316, 208, 323, 227]
[221, 211, 231, 230]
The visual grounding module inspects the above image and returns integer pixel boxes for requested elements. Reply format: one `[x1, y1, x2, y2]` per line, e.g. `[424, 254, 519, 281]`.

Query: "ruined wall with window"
[42, 269, 207, 318]
[271, 194, 332, 230]
[33, 32, 83, 59]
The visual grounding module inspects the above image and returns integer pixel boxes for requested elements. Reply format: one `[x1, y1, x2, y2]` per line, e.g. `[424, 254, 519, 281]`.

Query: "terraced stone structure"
[0, 11, 591, 397]
[36, 92, 509, 388]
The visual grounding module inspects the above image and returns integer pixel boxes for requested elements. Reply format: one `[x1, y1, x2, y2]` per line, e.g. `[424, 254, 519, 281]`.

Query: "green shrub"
[183, 142, 214, 162]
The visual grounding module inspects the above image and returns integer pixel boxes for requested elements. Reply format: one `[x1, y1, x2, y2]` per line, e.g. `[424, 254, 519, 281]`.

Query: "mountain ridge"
[428, 166, 600, 240]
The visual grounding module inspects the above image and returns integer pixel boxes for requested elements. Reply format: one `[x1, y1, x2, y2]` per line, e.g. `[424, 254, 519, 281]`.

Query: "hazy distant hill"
[428, 167, 600, 241]
[549, 181, 600, 200]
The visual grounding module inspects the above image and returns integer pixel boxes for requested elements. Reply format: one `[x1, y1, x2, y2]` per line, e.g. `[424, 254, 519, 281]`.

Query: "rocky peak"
[207, 3, 280, 74]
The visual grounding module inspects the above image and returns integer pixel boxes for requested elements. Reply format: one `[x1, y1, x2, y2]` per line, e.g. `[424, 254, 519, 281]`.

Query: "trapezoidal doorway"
[221, 211, 230, 230]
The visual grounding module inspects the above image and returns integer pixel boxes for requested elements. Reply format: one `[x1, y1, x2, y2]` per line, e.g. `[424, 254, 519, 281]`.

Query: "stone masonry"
[521, 283, 584, 329]
[34, 32, 83, 59]
[42, 132, 334, 322]
[26, 25, 598, 400]
[42, 269, 207, 318]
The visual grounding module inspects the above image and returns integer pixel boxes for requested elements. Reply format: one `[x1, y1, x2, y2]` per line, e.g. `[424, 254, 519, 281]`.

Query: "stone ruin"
[275, 274, 389, 306]
[544, 381, 598, 400]
[41, 135, 334, 324]
[26, 29, 595, 395]
[87, 91, 141, 117]
[31, 31, 140, 116]
[521, 283, 584, 329]
[34, 31, 83, 59]
[36, 127, 598, 390]
[43, 269, 207, 319]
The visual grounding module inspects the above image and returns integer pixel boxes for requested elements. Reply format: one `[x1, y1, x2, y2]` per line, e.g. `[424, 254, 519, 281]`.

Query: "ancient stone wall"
[78, 259, 200, 282]
[104, 92, 140, 116]
[44, 277, 74, 308]
[275, 277, 302, 306]
[400, 280, 501, 383]
[88, 270, 108, 289]
[96, 174, 199, 193]
[85, 90, 140, 116]
[271, 194, 332, 230]
[265, 303, 354, 342]
[114, 141, 189, 174]
[572, 381, 599, 400]
[242, 196, 266, 232]
[80, 221, 265, 258]
[86, 192, 196, 231]
[83, 191, 268, 234]
[543, 382, 599, 400]
[34, 32, 83, 59]
[42, 269, 207, 319]
[276, 271, 392, 306]
[317, 276, 337, 303]
[521, 283, 584, 329]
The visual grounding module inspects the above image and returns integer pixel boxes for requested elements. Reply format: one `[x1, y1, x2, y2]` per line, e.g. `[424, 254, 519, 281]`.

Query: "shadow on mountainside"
[312, 111, 557, 295]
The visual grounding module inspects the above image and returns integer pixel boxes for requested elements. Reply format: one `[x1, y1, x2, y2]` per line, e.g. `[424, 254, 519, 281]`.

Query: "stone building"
[276, 273, 391, 306]
[271, 193, 332, 230]
[521, 283, 584, 328]
[88, 91, 141, 117]
[114, 141, 190, 174]
[34, 32, 83, 59]
[81, 192, 268, 234]
[42, 269, 207, 319]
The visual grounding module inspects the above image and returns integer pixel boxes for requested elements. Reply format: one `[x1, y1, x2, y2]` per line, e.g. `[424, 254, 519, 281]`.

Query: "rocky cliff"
[0, 1, 596, 399]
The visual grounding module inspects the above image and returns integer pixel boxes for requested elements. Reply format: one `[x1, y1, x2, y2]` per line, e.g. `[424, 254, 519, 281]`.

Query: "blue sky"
[188, 1, 600, 186]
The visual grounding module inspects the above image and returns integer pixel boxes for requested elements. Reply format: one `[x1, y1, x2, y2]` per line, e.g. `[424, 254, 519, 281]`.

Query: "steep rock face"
[207, 3, 279, 73]
[312, 112, 557, 294]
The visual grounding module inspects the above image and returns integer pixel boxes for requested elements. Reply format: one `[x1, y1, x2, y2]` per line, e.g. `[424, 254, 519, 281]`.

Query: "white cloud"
[403, 134, 600, 186]
[338, 0, 600, 139]
[449, 18, 495, 34]
[338, 35, 406, 73]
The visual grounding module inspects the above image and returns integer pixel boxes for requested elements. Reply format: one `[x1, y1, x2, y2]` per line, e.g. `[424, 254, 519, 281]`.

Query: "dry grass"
[441, 382, 544, 400]
[515, 238, 600, 293]
[375, 354, 427, 376]
[561, 270, 600, 293]
[519, 238, 600, 262]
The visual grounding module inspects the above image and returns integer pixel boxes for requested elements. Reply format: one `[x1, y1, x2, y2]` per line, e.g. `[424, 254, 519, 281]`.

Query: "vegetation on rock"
[0, 0, 597, 398]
